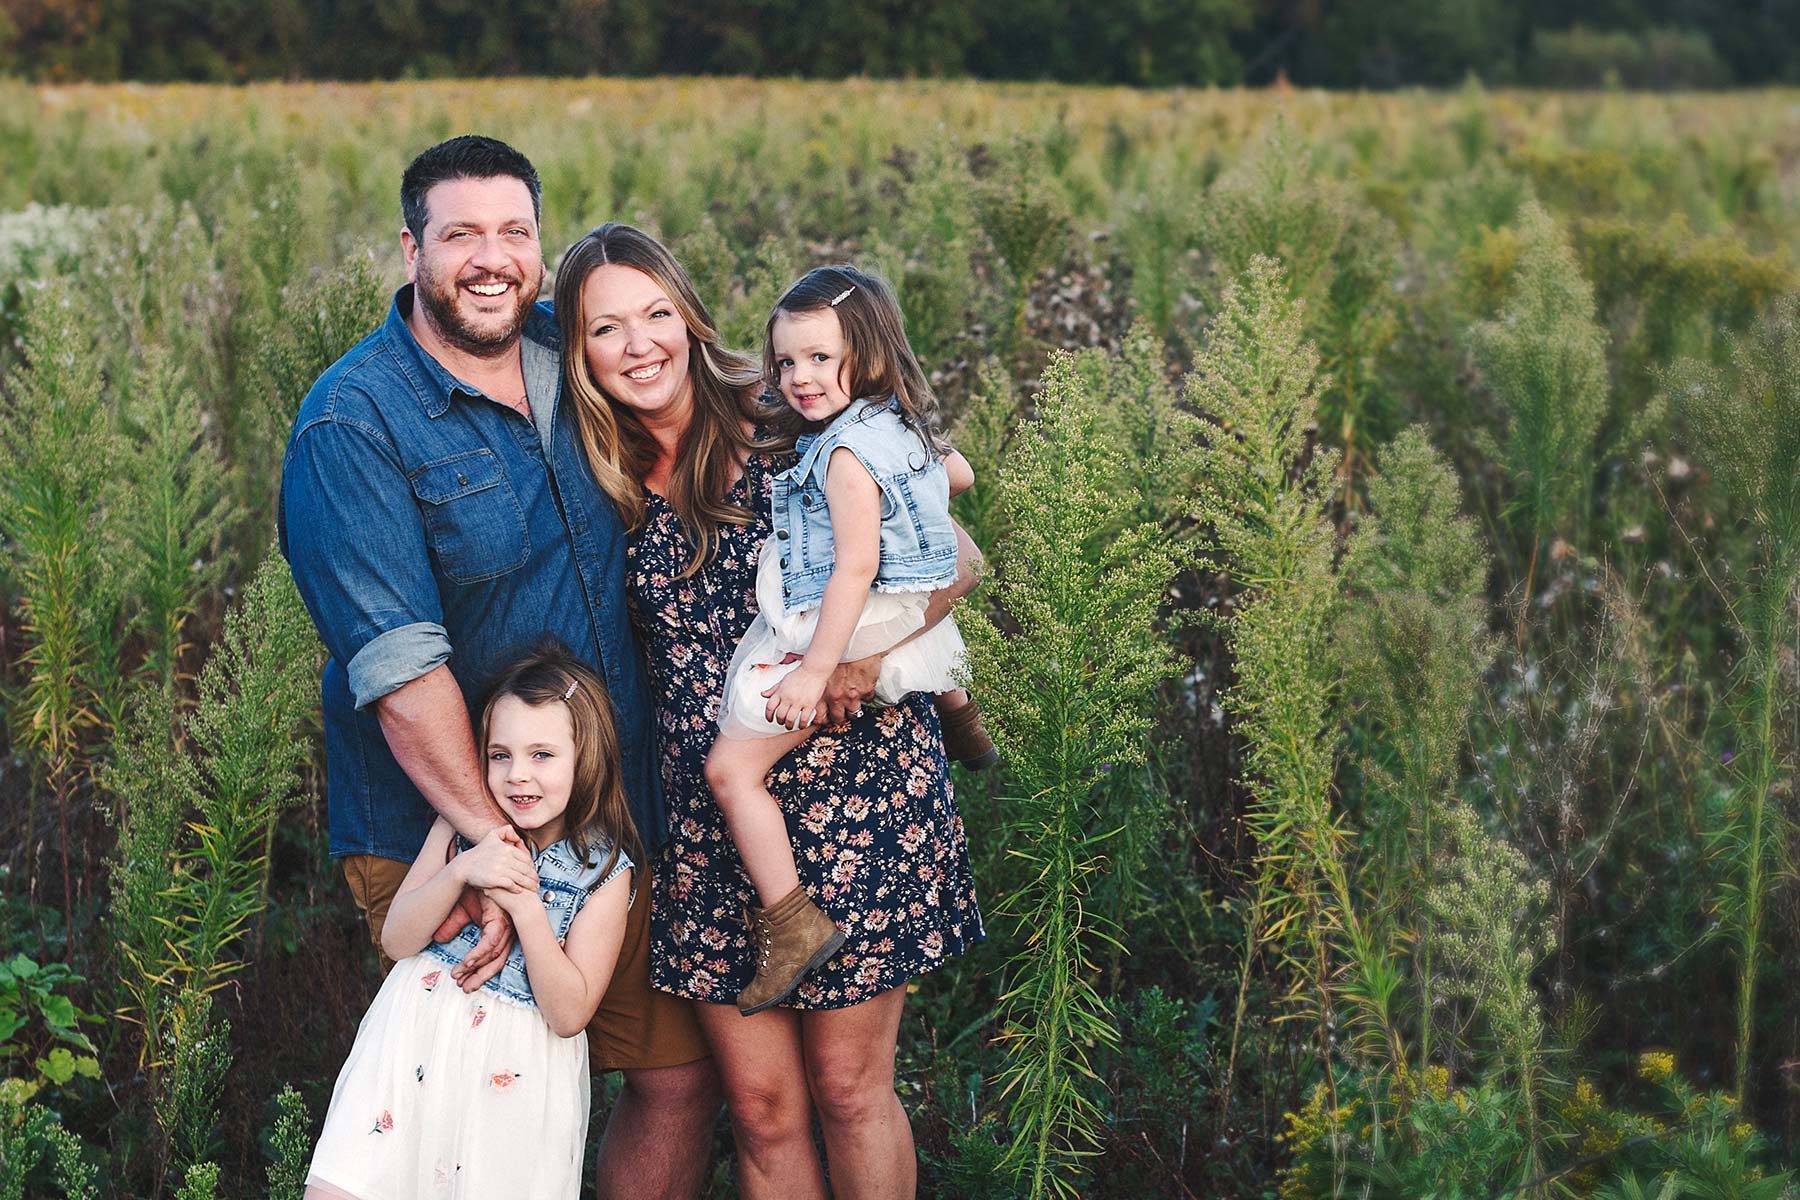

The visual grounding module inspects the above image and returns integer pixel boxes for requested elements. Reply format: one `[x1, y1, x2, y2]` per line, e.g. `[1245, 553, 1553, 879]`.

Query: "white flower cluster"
[0, 202, 104, 289]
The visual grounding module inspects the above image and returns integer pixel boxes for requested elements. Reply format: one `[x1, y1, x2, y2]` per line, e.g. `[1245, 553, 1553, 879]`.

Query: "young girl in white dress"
[703, 265, 992, 1015]
[306, 643, 639, 1200]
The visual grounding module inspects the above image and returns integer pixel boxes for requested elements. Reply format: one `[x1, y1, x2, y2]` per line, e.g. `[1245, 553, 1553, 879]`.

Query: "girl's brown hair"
[476, 640, 641, 879]
[758, 265, 947, 458]
[554, 222, 769, 577]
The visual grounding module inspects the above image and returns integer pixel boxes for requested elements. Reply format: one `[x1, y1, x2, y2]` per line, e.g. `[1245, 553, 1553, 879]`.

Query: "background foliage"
[2, 78, 1800, 1196]
[5, 1, 1800, 87]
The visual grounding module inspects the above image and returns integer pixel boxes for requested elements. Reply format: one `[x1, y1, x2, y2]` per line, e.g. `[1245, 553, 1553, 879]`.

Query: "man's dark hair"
[400, 135, 542, 243]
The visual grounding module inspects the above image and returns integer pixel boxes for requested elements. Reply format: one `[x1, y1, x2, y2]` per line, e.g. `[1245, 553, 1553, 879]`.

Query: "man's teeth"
[467, 282, 509, 296]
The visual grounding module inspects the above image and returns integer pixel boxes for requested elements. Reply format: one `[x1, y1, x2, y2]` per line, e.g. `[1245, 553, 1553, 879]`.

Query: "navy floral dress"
[628, 455, 983, 1008]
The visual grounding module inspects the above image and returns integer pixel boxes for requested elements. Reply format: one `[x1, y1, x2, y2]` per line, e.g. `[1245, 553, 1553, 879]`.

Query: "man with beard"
[280, 136, 719, 1197]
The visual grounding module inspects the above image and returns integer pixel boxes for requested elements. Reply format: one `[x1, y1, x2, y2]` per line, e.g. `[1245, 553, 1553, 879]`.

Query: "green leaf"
[39, 994, 78, 1029]
[37, 1046, 80, 1085]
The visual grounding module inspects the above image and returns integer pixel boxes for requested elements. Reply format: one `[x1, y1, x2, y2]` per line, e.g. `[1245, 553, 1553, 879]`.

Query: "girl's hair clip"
[562, 679, 578, 701]
[829, 285, 857, 307]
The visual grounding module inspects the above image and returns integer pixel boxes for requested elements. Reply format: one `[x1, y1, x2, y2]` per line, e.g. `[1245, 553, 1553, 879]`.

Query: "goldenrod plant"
[1197, 119, 1401, 501]
[1665, 295, 1800, 1111]
[963, 351, 1187, 1198]
[1469, 201, 1609, 609]
[1189, 260, 1416, 1198]
[114, 347, 239, 699]
[1339, 425, 1494, 1067]
[0, 288, 123, 939]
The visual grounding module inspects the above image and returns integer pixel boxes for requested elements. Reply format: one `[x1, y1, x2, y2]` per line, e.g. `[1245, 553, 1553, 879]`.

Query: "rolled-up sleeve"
[280, 416, 451, 709]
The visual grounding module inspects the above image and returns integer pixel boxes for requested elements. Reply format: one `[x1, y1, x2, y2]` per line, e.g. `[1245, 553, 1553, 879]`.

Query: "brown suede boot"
[938, 696, 999, 770]
[736, 886, 846, 1016]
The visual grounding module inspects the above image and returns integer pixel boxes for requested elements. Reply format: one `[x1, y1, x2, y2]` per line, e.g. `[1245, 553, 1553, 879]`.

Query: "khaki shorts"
[342, 855, 708, 1072]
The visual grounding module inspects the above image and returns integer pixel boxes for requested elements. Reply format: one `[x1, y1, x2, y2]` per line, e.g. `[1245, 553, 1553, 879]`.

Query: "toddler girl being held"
[306, 643, 639, 1200]
[704, 265, 992, 1016]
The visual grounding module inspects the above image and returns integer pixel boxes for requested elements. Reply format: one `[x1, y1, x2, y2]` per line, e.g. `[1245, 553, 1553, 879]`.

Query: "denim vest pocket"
[410, 449, 531, 584]
[887, 472, 930, 552]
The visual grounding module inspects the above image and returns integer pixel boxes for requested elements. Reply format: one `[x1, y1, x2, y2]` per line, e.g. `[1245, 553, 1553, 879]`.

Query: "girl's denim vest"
[423, 835, 631, 1008]
[770, 396, 960, 613]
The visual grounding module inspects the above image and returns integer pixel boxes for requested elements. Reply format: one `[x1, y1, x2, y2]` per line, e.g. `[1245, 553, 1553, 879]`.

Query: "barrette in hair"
[829, 285, 857, 307]
[562, 679, 578, 701]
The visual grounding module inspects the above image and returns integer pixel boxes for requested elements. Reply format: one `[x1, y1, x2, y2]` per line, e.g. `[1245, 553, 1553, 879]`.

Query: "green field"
[4, 78, 1800, 1197]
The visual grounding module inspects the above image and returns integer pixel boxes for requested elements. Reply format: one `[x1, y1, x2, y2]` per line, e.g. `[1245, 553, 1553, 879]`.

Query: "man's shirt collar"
[381, 284, 562, 420]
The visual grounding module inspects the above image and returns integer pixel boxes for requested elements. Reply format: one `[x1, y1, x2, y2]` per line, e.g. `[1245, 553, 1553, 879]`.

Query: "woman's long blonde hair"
[555, 223, 768, 577]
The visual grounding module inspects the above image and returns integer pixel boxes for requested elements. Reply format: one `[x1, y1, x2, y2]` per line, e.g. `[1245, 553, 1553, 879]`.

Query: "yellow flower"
[1636, 1051, 1676, 1085]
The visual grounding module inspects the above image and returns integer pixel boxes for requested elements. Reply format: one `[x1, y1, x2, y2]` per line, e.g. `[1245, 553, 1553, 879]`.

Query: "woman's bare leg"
[694, 1002, 828, 1200]
[801, 986, 915, 1200]
[704, 729, 814, 906]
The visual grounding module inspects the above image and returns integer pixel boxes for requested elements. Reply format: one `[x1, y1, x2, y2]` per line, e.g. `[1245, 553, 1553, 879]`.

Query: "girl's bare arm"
[492, 870, 632, 1037]
[381, 821, 536, 961]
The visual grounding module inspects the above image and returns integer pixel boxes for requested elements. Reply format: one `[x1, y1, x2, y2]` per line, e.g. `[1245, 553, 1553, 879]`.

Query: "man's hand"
[431, 888, 482, 945]
[450, 892, 517, 992]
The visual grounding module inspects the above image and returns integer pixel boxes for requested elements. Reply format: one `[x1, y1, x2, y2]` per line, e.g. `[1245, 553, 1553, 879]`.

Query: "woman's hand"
[454, 826, 538, 893]
[764, 664, 830, 730]
[800, 652, 883, 725]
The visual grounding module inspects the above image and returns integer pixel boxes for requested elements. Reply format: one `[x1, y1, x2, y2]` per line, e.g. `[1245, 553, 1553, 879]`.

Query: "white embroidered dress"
[306, 837, 629, 1199]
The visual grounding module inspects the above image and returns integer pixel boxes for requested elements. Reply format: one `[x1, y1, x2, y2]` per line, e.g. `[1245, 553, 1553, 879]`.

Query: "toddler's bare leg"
[306, 1183, 365, 1200]
[705, 729, 816, 907]
[932, 687, 971, 713]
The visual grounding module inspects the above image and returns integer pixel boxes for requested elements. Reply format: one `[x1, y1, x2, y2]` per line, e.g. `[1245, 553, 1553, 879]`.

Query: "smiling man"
[279, 136, 719, 1198]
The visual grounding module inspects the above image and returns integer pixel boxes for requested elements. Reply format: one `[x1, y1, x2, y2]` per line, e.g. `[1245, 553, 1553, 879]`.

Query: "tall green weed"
[963, 351, 1187, 1197]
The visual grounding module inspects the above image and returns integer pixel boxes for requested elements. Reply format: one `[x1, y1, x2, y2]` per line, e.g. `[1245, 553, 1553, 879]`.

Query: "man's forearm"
[374, 664, 507, 841]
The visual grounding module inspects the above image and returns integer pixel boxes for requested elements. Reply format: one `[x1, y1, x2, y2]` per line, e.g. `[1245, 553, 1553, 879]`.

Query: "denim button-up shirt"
[279, 287, 660, 862]
[771, 396, 960, 611]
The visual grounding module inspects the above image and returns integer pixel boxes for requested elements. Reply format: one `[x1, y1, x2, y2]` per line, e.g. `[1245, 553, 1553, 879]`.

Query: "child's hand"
[764, 665, 829, 730]
[484, 878, 546, 920]
[455, 826, 537, 894]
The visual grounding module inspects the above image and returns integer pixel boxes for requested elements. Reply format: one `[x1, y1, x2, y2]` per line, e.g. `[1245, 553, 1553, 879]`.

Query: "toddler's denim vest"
[423, 834, 631, 1009]
[770, 396, 960, 612]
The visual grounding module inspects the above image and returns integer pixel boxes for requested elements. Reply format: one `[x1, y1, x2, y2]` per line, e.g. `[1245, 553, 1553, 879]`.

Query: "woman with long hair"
[554, 223, 983, 1198]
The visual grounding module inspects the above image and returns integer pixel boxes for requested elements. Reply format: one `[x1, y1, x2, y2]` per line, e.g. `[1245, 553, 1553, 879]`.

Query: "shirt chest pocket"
[410, 449, 531, 584]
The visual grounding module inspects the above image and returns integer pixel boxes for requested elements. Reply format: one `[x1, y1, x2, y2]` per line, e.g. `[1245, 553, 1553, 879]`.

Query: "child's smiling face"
[485, 695, 577, 847]
[772, 308, 855, 423]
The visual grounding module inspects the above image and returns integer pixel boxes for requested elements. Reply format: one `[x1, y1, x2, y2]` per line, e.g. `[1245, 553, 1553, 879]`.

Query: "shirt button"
[541, 890, 554, 905]
[457, 474, 469, 486]
[777, 528, 790, 540]
[779, 557, 789, 568]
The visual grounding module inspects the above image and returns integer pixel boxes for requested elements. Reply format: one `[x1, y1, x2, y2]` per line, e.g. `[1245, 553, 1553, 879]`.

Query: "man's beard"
[414, 255, 540, 359]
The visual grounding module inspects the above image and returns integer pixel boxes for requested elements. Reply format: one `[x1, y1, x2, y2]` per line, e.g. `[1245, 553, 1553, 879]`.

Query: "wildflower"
[368, 1110, 394, 1134]
[1637, 1051, 1676, 1084]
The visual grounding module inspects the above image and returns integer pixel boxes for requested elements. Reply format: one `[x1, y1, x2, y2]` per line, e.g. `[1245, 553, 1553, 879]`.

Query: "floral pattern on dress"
[629, 455, 984, 1009]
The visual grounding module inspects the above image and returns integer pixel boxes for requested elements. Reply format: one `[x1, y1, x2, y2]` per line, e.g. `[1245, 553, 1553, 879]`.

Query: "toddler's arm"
[381, 821, 537, 962]
[490, 870, 632, 1037]
[764, 447, 882, 728]
[944, 448, 974, 497]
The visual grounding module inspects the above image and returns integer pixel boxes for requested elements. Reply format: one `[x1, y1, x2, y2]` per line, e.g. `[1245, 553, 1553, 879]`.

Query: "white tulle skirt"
[717, 534, 968, 739]
[306, 952, 589, 1200]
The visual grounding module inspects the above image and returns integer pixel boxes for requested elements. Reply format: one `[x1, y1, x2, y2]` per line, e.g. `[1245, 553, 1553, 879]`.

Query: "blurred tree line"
[1, 0, 1797, 88]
